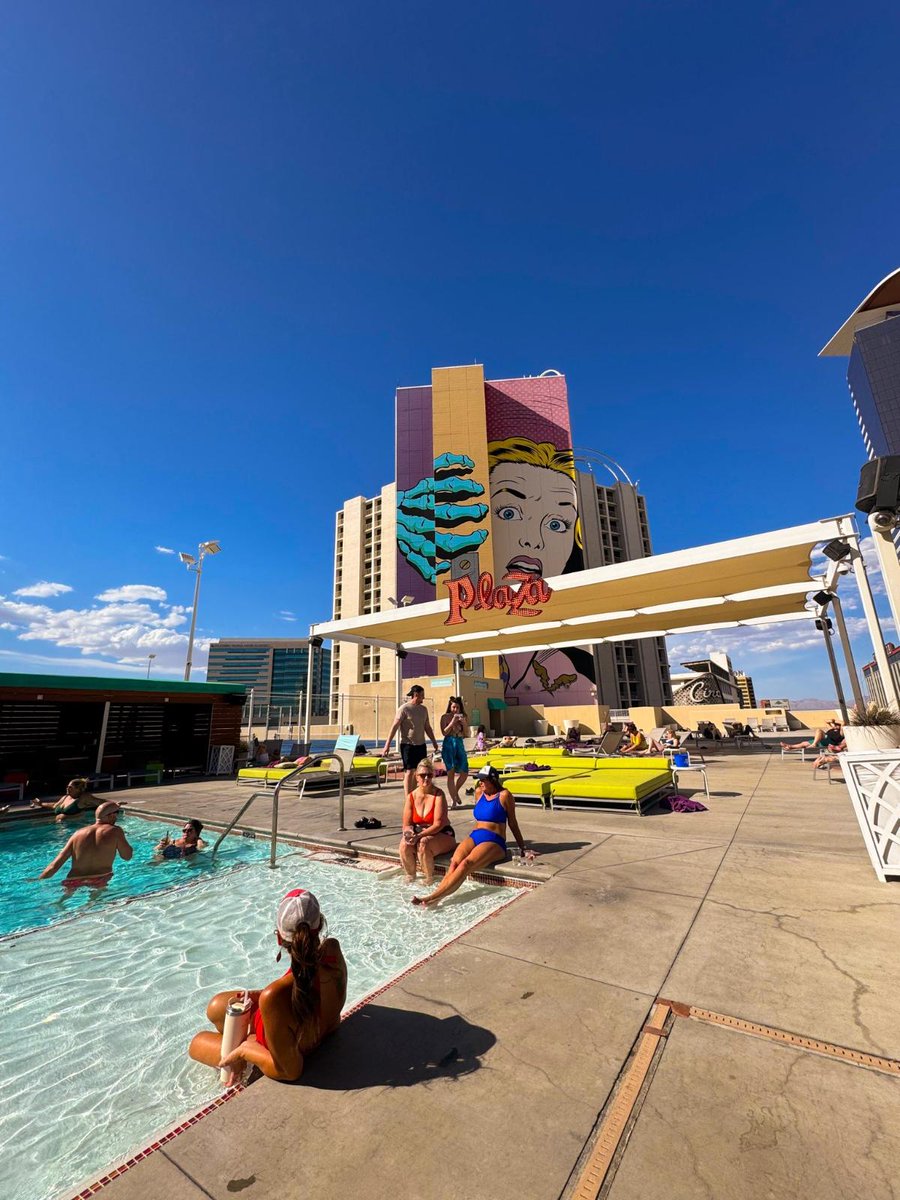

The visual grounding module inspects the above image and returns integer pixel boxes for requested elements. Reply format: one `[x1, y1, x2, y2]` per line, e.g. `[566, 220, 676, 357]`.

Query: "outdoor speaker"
[856, 456, 900, 514]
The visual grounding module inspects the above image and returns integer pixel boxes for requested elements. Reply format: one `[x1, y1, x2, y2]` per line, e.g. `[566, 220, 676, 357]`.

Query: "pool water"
[0, 849, 521, 1200]
[0, 815, 278, 936]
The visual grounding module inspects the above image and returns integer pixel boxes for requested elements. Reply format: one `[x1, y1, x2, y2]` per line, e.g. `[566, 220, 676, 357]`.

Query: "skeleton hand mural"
[397, 452, 489, 584]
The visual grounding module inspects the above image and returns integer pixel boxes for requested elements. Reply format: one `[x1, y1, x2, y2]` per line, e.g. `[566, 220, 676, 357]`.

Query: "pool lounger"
[549, 770, 671, 813]
[500, 770, 593, 808]
[237, 756, 387, 789]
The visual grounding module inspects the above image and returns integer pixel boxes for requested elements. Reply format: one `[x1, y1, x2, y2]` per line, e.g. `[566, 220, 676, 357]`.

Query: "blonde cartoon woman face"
[489, 461, 578, 579]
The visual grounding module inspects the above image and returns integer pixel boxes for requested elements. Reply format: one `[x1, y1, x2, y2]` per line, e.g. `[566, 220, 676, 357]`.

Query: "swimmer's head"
[66, 779, 86, 796]
[183, 819, 203, 841]
[95, 801, 123, 823]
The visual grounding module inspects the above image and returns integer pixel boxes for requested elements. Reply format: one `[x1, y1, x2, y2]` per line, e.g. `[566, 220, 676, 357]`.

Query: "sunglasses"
[417, 771, 433, 777]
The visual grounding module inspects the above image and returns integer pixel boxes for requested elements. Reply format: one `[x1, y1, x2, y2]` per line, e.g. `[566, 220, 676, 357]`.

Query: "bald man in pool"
[39, 801, 134, 886]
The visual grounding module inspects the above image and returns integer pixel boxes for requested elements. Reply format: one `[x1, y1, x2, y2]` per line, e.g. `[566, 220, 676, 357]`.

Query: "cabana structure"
[303, 514, 899, 742]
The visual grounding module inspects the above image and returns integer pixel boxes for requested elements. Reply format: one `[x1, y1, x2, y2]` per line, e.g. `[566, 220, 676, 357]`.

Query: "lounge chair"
[548, 757, 673, 814]
[237, 735, 386, 791]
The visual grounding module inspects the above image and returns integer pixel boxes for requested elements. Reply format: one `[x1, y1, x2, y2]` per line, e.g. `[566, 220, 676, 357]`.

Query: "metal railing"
[211, 757, 348, 868]
[210, 764, 304, 869]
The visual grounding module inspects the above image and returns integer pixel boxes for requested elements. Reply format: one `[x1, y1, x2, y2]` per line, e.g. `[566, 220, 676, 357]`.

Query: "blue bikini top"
[473, 791, 507, 824]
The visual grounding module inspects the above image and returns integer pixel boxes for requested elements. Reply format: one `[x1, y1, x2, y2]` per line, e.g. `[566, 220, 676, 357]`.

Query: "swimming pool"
[0, 847, 522, 1200]
[0, 814, 278, 936]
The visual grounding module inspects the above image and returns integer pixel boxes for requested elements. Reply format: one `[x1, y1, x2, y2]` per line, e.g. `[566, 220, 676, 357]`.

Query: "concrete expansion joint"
[564, 995, 900, 1200]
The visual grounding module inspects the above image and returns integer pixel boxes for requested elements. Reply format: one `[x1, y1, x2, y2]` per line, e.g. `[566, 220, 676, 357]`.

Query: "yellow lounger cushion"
[551, 770, 670, 802]
[501, 770, 593, 799]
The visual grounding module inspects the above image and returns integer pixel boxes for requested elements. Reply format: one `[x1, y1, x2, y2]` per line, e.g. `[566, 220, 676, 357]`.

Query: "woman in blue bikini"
[412, 765, 526, 907]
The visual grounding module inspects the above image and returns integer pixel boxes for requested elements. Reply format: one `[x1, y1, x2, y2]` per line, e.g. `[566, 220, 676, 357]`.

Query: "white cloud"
[13, 581, 73, 598]
[95, 584, 168, 603]
[155, 545, 176, 555]
[0, 589, 207, 675]
[278, 610, 297, 621]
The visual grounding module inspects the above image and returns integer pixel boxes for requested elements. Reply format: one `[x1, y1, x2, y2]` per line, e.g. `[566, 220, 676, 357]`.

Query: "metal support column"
[819, 620, 848, 723]
[849, 536, 900, 709]
[868, 515, 900, 640]
[246, 687, 254, 756]
[95, 701, 111, 774]
[453, 657, 461, 697]
[395, 649, 407, 753]
[830, 595, 866, 714]
[304, 636, 322, 748]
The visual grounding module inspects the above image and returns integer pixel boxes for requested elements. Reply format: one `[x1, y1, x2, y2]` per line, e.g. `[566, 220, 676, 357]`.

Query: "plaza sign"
[444, 570, 553, 626]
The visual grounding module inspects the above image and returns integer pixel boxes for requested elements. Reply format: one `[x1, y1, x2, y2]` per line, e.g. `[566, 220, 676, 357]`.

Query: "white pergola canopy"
[312, 516, 860, 660]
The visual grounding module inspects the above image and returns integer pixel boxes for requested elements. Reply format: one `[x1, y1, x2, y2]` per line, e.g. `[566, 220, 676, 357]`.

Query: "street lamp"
[179, 540, 222, 681]
[146, 653, 157, 679]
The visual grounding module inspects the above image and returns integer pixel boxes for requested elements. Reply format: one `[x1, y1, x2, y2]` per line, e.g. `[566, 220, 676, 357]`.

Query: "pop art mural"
[394, 367, 596, 707]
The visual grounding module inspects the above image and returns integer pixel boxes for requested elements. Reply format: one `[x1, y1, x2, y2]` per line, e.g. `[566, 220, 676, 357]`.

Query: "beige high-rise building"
[330, 484, 396, 722]
[735, 671, 756, 709]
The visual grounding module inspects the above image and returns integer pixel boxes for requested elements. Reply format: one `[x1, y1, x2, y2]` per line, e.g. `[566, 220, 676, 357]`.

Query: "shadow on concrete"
[302, 1004, 495, 1090]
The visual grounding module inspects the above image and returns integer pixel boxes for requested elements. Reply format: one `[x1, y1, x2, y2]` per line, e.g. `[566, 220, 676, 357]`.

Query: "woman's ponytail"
[287, 919, 325, 1026]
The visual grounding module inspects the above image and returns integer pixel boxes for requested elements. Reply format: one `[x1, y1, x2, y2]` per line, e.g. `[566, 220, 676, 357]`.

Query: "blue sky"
[1, 1, 898, 699]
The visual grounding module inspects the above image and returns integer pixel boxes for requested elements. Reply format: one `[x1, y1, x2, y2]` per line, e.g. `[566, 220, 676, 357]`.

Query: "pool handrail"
[211, 757, 347, 867]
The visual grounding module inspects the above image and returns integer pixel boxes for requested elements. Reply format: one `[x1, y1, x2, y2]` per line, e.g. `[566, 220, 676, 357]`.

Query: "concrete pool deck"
[93, 751, 900, 1200]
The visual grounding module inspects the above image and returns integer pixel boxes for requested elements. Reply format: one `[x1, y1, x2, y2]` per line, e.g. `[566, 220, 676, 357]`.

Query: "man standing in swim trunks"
[382, 685, 440, 796]
[39, 800, 134, 885]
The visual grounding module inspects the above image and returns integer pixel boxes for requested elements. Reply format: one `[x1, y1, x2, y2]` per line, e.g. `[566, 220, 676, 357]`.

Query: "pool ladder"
[210, 757, 347, 868]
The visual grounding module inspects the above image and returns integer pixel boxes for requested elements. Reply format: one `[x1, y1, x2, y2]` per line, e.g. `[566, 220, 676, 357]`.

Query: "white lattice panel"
[207, 744, 235, 776]
[839, 750, 900, 882]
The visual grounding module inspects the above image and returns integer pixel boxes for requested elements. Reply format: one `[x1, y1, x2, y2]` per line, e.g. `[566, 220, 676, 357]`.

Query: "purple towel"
[523, 762, 551, 772]
[661, 794, 707, 813]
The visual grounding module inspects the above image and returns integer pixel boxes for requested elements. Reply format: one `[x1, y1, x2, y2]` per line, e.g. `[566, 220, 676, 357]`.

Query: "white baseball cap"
[276, 888, 322, 939]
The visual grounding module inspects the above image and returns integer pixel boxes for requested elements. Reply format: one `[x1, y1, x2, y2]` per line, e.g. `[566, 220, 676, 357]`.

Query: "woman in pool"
[488, 437, 596, 705]
[37, 778, 100, 819]
[439, 696, 468, 807]
[189, 888, 347, 1083]
[399, 757, 457, 884]
[412, 765, 525, 908]
[155, 819, 206, 859]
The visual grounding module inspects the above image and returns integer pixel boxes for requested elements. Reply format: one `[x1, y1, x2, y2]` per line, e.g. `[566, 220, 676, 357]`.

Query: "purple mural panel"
[395, 385, 438, 680]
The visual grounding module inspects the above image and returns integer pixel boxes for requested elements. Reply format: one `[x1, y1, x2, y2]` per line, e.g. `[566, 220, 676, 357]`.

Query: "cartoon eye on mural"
[488, 437, 596, 705]
[397, 452, 489, 584]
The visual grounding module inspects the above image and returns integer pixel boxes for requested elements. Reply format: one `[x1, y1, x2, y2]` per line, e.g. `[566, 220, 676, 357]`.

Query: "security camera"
[870, 509, 899, 531]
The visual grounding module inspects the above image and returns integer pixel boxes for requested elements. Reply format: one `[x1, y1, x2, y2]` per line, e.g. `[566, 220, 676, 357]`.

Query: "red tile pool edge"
[62, 871, 534, 1200]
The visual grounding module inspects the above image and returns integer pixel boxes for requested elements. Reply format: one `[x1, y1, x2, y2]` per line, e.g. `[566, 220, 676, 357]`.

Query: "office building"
[331, 366, 670, 719]
[206, 638, 331, 720]
[821, 267, 900, 458]
[861, 643, 900, 706]
[735, 670, 756, 709]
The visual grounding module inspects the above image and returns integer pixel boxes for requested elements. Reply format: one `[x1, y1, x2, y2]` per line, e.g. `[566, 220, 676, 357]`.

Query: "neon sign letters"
[444, 570, 553, 626]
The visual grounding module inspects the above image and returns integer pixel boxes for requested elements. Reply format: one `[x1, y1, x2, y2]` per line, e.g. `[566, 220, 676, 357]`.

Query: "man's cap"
[477, 764, 500, 783]
[96, 800, 123, 819]
[276, 888, 322, 939]
[406, 685, 425, 697]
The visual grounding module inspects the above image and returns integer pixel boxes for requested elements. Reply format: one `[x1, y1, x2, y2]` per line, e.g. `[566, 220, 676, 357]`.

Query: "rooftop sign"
[444, 570, 552, 627]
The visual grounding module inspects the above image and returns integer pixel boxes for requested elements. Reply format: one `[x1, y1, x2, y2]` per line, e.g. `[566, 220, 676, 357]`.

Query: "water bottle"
[219, 992, 252, 1087]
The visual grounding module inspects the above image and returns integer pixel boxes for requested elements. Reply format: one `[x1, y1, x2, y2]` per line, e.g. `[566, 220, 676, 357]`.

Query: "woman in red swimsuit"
[399, 758, 457, 884]
[189, 888, 347, 1082]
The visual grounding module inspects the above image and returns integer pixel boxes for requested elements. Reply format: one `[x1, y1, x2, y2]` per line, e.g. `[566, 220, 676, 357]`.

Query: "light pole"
[179, 540, 222, 682]
[146, 653, 157, 679]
